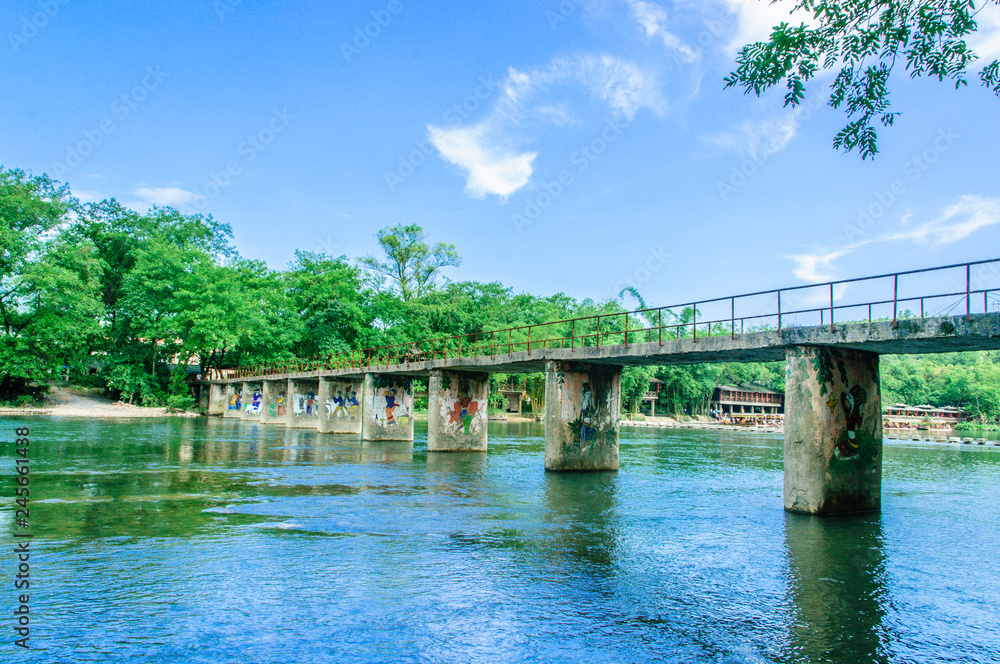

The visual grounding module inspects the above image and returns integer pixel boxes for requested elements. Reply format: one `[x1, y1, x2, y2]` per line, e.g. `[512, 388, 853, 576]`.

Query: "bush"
[165, 393, 196, 412]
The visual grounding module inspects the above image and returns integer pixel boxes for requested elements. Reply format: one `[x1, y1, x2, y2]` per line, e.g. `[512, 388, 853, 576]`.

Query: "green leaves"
[725, 0, 999, 158]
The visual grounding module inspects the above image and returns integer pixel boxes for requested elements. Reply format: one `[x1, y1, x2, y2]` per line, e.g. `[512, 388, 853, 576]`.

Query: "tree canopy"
[725, 0, 1000, 158]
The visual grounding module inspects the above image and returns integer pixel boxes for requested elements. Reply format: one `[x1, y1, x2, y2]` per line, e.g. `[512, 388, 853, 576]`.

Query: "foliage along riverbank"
[3, 165, 1000, 421]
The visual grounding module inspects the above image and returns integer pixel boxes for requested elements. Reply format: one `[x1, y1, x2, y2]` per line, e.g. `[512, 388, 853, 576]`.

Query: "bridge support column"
[207, 383, 224, 416]
[544, 362, 621, 471]
[288, 379, 321, 428]
[427, 370, 489, 452]
[784, 346, 882, 514]
[362, 374, 414, 441]
[318, 377, 363, 434]
[241, 382, 263, 421]
[223, 383, 242, 419]
[260, 379, 288, 425]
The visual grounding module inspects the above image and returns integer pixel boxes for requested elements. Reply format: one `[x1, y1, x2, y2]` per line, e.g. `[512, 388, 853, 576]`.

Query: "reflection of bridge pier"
[784, 512, 888, 662]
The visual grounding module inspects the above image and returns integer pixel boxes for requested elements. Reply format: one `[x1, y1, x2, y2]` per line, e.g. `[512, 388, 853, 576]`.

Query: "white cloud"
[430, 54, 663, 199]
[705, 112, 800, 157]
[969, 7, 1000, 61]
[428, 125, 537, 199]
[129, 186, 197, 209]
[721, 0, 813, 54]
[785, 195, 1000, 281]
[626, 0, 697, 61]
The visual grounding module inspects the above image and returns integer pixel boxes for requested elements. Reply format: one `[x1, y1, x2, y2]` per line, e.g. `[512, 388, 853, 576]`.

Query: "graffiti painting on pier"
[837, 385, 867, 458]
[561, 370, 617, 454]
[368, 378, 411, 429]
[326, 389, 361, 421]
[293, 392, 318, 418]
[245, 390, 262, 415]
[269, 393, 287, 418]
[228, 392, 242, 411]
[448, 397, 480, 433]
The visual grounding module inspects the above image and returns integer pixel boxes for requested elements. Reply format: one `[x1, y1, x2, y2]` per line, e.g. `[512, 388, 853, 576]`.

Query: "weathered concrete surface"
[207, 383, 224, 416]
[240, 382, 263, 421]
[287, 379, 320, 428]
[318, 377, 363, 434]
[784, 346, 882, 514]
[544, 362, 620, 471]
[427, 370, 489, 452]
[201, 313, 1000, 384]
[223, 383, 242, 419]
[260, 379, 288, 425]
[362, 374, 414, 441]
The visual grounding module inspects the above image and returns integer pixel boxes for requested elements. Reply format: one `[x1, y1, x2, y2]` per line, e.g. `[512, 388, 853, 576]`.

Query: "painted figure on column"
[838, 385, 868, 458]
[579, 382, 595, 443]
[245, 390, 262, 415]
[448, 397, 479, 433]
[347, 391, 360, 419]
[293, 392, 317, 416]
[269, 393, 287, 418]
[370, 378, 411, 429]
[229, 392, 242, 411]
[330, 391, 347, 418]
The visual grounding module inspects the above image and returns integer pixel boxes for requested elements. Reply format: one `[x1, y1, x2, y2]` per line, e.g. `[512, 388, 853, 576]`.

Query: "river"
[2, 416, 998, 663]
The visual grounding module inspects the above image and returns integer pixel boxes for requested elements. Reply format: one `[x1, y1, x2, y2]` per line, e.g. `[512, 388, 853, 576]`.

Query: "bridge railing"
[222, 258, 1000, 379]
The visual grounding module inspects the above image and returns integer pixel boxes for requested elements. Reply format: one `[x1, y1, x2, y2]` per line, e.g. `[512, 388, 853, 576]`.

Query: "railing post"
[730, 297, 735, 339]
[571, 320, 575, 351]
[527, 326, 532, 352]
[597, 316, 601, 349]
[658, 309, 663, 345]
[777, 290, 782, 331]
[967, 263, 971, 321]
[491, 331, 495, 359]
[893, 274, 898, 325]
[830, 282, 835, 332]
[508, 329, 512, 355]
[625, 312, 629, 348]
[692, 304, 697, 343]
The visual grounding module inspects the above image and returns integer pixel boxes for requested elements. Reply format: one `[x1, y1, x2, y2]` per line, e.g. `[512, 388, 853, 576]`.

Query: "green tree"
[725, 0, 1000, 158]
[359, 224, 460, 301]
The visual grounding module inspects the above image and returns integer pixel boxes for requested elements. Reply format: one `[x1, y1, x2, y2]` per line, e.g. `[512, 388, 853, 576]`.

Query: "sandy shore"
[0, 386, 196, 418]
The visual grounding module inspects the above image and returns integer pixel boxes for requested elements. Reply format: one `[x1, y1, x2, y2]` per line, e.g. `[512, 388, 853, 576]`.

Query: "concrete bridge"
[200, 259, 1000, 515]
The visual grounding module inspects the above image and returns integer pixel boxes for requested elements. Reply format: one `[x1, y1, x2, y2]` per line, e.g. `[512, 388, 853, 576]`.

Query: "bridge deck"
[206, 313, 1000, 383]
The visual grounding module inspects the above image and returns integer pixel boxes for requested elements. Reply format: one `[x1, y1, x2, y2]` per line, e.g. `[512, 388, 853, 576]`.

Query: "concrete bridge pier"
[544, 361, 621, 471]
[207, 383, 225, 416]
[241, 382, 263, 421]
[362, 374, 414, 441]
[427, 370, 489, 452]
[223, 383, 242, 419]
[318, 377, 364, 434]
[260, 379, 289, 425]
[287, 379, 321, 428]
[784, 346, 882, 514]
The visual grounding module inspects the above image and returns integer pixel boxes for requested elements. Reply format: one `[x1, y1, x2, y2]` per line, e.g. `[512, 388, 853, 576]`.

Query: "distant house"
[709, 384, 784, 419]
[882, 403, 968, 429]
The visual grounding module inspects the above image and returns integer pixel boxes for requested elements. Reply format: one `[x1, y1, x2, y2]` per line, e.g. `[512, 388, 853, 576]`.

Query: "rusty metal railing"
[212, 258, 1000, 380]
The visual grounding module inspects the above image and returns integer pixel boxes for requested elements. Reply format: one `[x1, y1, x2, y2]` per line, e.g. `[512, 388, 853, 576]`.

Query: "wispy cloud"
[785, 195, 1000, 282]
[626, 0, 697, 61]
[705, 112, 800, 157]
[129, 186, 197, 209]
[429, 54, 663, 199]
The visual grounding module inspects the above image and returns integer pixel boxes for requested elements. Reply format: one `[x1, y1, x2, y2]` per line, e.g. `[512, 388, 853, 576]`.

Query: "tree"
[359, 224, 460, 301]
[725, 0, 1000, 159]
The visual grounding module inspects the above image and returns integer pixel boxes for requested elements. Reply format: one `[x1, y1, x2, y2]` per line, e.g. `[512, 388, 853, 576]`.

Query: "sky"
[3, 0, 1000, 315]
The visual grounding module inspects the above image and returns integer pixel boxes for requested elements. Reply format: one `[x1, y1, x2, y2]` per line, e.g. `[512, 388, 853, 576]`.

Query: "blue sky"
[3, 0, 1000, 311]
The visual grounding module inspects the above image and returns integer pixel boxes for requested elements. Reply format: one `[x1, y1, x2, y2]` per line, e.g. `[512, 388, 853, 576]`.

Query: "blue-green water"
[2, 416, 999, 663]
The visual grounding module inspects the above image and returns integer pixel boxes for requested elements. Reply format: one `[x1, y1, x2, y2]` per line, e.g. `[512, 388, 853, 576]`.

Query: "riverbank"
[0, 386, 197, 419]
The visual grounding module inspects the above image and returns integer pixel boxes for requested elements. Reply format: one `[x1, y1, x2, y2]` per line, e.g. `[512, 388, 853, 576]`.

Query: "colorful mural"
[293, 392, 317, 418]
[368, 378, 411, 429]
[268, 393, 287, 418]
[228, 391, 242, 411]
[838, 385, 867, 458]
[326, 390, 361, 420]
[578, 382, 595, 443]
[448, 397, 480, 433]
[245, 390, 262, 415]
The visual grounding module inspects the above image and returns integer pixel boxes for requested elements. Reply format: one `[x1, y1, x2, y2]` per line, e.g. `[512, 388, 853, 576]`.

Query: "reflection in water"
[783, 513, 889, 663]
[361, 440, 413, 464]
[542, 471, 619, 569]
